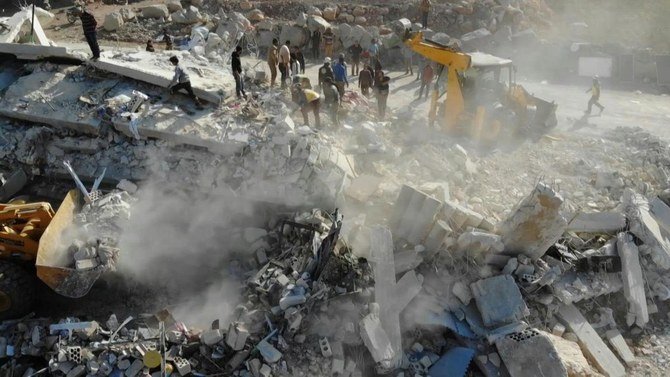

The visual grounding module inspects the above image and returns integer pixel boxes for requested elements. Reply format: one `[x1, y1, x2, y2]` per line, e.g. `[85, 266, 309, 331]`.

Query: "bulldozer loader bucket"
[35, 190, 103, 298]
[531, 96, 558, 131]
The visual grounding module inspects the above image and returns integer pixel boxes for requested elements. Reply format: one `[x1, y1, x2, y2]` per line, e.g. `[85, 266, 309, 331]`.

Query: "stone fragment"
[470, 275, 529, 327]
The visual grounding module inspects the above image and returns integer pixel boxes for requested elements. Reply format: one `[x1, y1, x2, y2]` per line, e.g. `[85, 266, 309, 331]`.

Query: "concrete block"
[200, 329, 223, 346]
[651, 197, 670, 235]
[75, 259, 98, 270]
[0, 43, 85, 61]
[470, 275, 529, 327]
[259, 364, 272, 377]
[66, 365, 85, 377]
[173, 357, 191, 375]
[623, 189, 670, 269]
[616, 232, 648, 328]
[497, 183, 567, 260]
[496, 329, 567, 377]
[142, 5, 169, 19]
[319, 337, 332, 357]
[103, 12, 124, 31]
[226, 323, 249, 351]
[605, 329, 636, 367]
[124, 359, 143, 377]
[257, 340, 282, 364]
[359, 313, 394, 369]
[393, 185, 442, 244]
[566, 212, 626, 233]
[556, 304, 626, 377]
[332, 359, 345, 375]
[424, 220, 452, 254]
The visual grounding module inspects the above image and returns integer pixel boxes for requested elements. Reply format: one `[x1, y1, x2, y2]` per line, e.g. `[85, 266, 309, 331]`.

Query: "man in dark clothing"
[146, 40, 155, 52]
[322, 77, 340, 126]
[295, 47, 306, 74]
[419, 0, 431, 28]
[318, 57, 334, 93]
[76, 7, 99, 59]
[358, 64, 373, 96]
[168, 56, 204, 109]
[231, 46, 247, 99]
[311, 30, 321, 60]
[163, 28, 173, 50]
[377, 76, 390, 119]
[348, 42, 363, 76]
[418, 63, 434, 99]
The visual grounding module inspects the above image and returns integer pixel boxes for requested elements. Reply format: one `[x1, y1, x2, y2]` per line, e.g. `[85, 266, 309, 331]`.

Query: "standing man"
[322, 77, 340, 126]
[279, 40, 291, 88]
[419, 0, 431, 28]
[358, 64, 373, 96]
[368, 39, 380, 65]
[163, 28, 173, 51]
[323, 28, 335, 59]
[267, 38, 279, 87]
[76, 6, 99, 60]
[585, 76, 605, 115]
[295, 46, 306, 74]
[376, 76, 390, 120]
[348, 41, 363, 76]
[418, 63, 433, 99]
[403, 44, 414, 76]
[318, 57, 334, 92]
[168, 56, 204, 110]
[232, 46, 247, 99]
[311, 29, 322, 60]
[332, 55, 348, 98]
[292, 84, 321, 128]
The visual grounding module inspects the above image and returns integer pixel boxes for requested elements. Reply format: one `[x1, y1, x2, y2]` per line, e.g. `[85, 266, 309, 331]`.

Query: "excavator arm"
[405, 32, 472, 130]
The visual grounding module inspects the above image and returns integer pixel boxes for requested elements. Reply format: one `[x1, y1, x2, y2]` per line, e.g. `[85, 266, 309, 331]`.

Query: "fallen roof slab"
[112, 108, 248, 156]
[91, 51, 233, 104]
[0, 69, 102, 135]
[0, 43, 85, 61]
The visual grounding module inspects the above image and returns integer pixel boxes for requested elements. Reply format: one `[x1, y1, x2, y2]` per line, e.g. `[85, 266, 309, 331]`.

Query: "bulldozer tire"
[0, 261, 36, 320]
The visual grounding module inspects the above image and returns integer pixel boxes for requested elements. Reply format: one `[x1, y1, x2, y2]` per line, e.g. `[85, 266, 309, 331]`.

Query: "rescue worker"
[585, 76, 605, 115]
[318, 57, 334, 92]
[332, 55, 348, 98]
[75, 6, 99, 60]
[168, 56, 204, 109]
[419, 0, 431, 28]
[348, 41, 363, 76]
[322, 77, 340, 126]
[279, 40, 291, 88]
[376, 76, 391, 120]
[267, 38, 279, 87]
[292, 84, 321, 128]
[323, 28, 335, 58]
[311, 29, 322, 60]
[232, 46, 247, 99]
[358, 64, 373, 96]
[418, 63, 434, 99]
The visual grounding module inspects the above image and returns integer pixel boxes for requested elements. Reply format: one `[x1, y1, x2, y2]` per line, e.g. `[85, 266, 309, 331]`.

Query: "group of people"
[266, 39, 307, 88]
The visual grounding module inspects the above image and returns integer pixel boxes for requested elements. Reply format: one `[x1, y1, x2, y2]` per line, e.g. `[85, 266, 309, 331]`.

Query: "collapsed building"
[1, 2, 670, 377]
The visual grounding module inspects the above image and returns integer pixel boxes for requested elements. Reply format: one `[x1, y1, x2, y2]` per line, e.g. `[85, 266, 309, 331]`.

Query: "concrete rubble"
[1, 2, 670, 377]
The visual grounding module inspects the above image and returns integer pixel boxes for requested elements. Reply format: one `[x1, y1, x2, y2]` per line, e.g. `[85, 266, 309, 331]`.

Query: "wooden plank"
[556, 304, 626, 377]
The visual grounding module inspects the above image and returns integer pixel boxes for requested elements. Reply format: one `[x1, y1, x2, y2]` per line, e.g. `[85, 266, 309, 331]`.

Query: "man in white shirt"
[279, 40, 291, 88]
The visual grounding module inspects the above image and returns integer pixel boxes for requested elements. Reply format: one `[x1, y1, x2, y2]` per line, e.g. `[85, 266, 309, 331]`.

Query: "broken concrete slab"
[359, 307, 395, 370]
[605, 329, 635, 367]
[495, 329, 568, 377]
[0, 68, 102, 135]
[556, 304, 626, 377]
[616, 232, 648, 328]
[391, 185, 442, 245]
[650, 196, 670, 235]
[112, 107, 248, 156]
[368, 226, 423, 370]
[91, 51, 233, 104]
[497, 182, 567, 260]
[566, 211, 626, 233]
[0, 43, 85, 61]
[470, 275, 529, 327]
[428, 347, 475, 377]
[623, 188, 670, 269]
[0, 7, 52, 45]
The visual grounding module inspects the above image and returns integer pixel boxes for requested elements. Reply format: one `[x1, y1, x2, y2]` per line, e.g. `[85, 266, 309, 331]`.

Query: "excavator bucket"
[35, 190, 103, 298]
[530, 95, 558, 131]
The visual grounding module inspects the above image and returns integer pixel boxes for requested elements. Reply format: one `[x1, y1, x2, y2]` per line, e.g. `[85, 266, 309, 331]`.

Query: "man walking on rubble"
[418, 63, 433, 99]
[323, 28, 335, 58]
[349, 41, 363, 76]
[267, 38, 279, 87]
[311, 29, 322, 60]
[322, 77, 340, 126]
[376, 75, 391, 120]
[332, 55, 348, 98]
[358, 64, 373, 96]
[585, 76, 605, 115]
[292, 83, 321, 128]
[318, 57, 334, 93]
[163, 28, 173, 51]
[279, 40, 291, 89]
[168, 56, 204, 110]
[419, 0, 431, 28]
[232, 46, 247, 100]
[75, 6, 100, 60]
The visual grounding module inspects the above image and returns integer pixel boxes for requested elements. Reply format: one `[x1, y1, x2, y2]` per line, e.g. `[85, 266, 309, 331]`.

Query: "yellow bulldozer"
[0, 190, 102, 319]
[405, 32, 557, 145]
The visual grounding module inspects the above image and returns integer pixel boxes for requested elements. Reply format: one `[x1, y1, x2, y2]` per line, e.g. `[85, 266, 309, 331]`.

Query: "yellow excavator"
[405, 32, 557, 145]
[0, 190, 101, 319]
